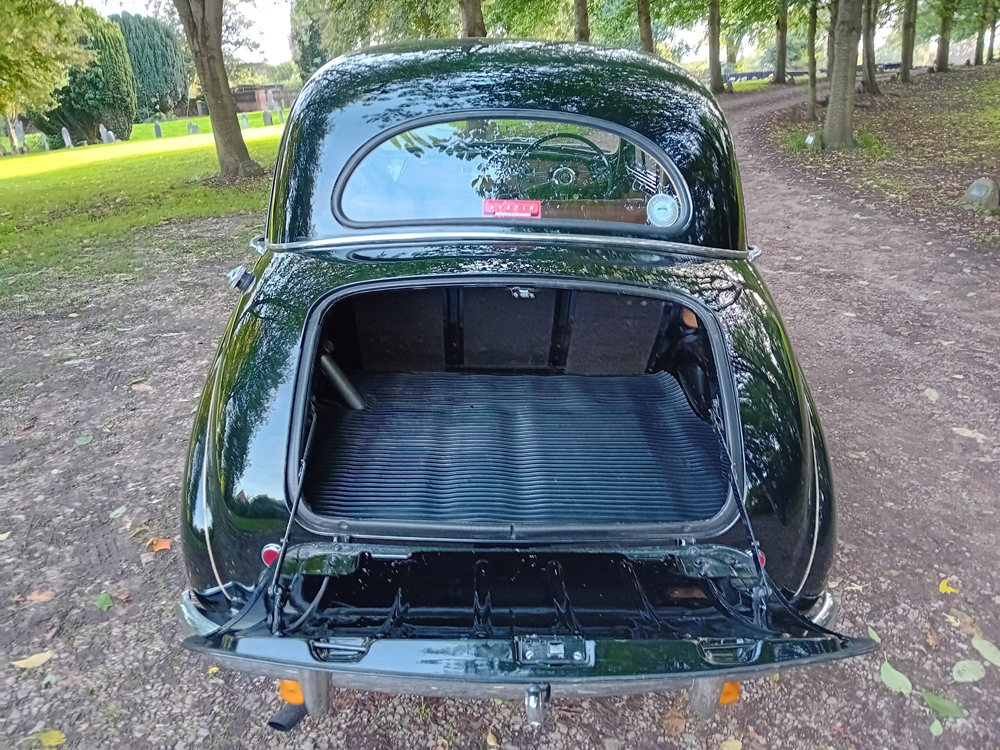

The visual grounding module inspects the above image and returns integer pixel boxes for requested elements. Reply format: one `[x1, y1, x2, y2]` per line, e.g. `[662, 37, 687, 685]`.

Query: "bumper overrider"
[179, 588, 861, 724]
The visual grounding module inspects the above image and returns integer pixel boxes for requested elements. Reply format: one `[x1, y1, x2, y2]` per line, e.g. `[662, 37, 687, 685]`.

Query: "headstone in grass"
[787, 75, 796, 84]
[187, 122, 199, 135]
[109, 131, 116, 142]
[42, 137, 50, 151]
[725, 81, 734, 93]
[61, 127, 73, 148]
[99, 123, 109, 142]
[197, 100, 206, 116]
[262, 110, 273, 127]
[958, 178, 999, 213]
[154, 122, 163, 138]
[15, 120, 26, 146]
[266, 89, 277, 110]
[278, 109, 284, 124]
[240, 113, 249, 129]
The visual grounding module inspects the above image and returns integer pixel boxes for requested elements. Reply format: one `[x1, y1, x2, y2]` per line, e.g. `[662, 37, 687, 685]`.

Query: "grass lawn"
[0, 127, 283, 312]
[769, 64, 1000, 250]
[129, 109, 292, 141]
[730, 74, 823, 92]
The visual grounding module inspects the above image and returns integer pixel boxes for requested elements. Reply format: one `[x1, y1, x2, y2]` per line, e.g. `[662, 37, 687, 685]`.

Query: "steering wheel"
[513, 132, 614, 199]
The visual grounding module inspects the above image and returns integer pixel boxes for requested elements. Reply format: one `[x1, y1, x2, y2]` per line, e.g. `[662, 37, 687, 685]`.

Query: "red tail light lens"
[261, 544, 281, 566]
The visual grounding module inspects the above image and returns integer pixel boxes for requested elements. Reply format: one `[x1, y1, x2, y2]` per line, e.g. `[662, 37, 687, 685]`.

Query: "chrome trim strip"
[807, 591, 838, 630]
[265, 232, 749, 261]
[792, 408, 822, 599]
[178, 590, 221, 637]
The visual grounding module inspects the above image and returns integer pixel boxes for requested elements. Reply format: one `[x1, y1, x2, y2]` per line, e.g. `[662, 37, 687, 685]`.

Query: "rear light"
[261, 544, 281, 566]
[279, 679, 304, 705]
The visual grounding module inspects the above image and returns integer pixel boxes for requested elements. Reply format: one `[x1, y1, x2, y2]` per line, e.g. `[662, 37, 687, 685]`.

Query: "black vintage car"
[179, 40, 876, 731]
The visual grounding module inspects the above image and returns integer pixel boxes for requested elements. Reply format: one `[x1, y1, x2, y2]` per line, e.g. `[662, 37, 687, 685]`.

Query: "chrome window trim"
[265, 231, 749, 261]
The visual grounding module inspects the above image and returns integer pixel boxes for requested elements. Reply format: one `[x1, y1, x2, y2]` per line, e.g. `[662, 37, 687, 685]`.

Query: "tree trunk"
[458, 0, 486, 37]
[637, 0, 654, 53]
[823, 0, 863, 148]
[5, 115, 17, 154]
[709, 0, 725, 92]
[774, 0, 789, 82]
[862, 0, 880, 94]
[172, 0, 262, 178]
[808, 0, 818, 120]
[726, 33, 741, 64]
[937, 1, 956, 72]
[900, 0, 917, 82]
[990, 6, 997, 62]
[975, 0, 988, 64]
[828, 0, 838, 75]
[574, 0, 590, 42]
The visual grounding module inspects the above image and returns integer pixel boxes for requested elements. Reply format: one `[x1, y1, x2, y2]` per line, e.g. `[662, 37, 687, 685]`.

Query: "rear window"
[337, 117, 689, 233]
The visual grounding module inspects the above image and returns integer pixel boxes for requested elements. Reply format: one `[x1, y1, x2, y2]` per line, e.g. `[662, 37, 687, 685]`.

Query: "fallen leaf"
[94, 592, 113, 612]
[662, 708, 686, 737]
[946, 609, 981, 637]
[939, 578, 959, 594]
[952, 660, 986, 682]
[42, 674, 57, 687]
[766, 673, 780, 684]
[486, 731, 499, 747]
[11, 650, 54, 669]
[924, 388, 939, 403]
[32, 730, 66, 748]
[971, 635, 1000, 666]
[27, 590, 56, 603]
[921, 691, 965, 718]
[131, 382, 154, 392]
[146, 537, 171, 552]
[74, 433, 93, 446]
[721, 740, 743, 750]
[842, 312, 857, 317]
[952, 427, 987, 443]
[109, 505, 126, 519]
[880, 660, 912, 695]
[0, 531, 10, 541]
[845, 583, 865, 592]
[929, 719, 943, 737]
[868, 626, 881, 643]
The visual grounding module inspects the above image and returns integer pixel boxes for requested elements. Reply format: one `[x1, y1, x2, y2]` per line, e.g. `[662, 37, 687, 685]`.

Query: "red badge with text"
[483, 199, 542, 219]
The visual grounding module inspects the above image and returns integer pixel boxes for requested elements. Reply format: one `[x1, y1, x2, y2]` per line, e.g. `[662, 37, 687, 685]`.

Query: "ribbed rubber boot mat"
[304, 372, 729, 526]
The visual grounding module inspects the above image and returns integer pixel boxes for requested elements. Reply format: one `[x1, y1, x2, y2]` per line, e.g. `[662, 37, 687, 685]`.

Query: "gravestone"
[262, 110, 273, 127]
[240, 113, 249, 129]
[0, 142, 7, 156]
[725, 81, 734, 93]
[266, 89, 277, 110]
[61, 127, 73, 148]
[958, 178, 999, 212]
[42, 137, 50, 151]
[277, 109, 284, 124]
[154, 122, 163, 138]
[108, 131, 116, 142]
[187, 122, 200, 135]
[196, 100, 206, 116]
[787, 74, 796, 85]
[99, 123, 109, 143]
[14, 120, 26, 146]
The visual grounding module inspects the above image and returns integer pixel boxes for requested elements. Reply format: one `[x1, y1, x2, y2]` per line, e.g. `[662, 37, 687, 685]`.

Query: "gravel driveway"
[2, 87, 998, 750]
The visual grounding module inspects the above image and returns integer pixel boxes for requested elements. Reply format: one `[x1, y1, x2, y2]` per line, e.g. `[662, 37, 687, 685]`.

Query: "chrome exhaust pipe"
[268, 703, 308, 732]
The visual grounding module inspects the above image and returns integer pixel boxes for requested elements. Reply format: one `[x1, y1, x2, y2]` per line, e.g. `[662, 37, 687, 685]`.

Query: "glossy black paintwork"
[268, 40, 745, 250]
[182, 245, 833, 604]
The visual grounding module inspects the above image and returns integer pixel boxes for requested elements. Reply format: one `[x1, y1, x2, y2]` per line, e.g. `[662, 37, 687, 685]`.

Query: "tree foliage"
[32, 7, 138, 142]
[290, 0, 331, 80]
[111, 12, 188, 119]
[0, 0, 91, 121]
